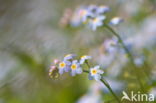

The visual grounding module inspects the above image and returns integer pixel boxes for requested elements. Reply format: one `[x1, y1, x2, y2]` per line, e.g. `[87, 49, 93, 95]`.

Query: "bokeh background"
[0, 0, 156, 103]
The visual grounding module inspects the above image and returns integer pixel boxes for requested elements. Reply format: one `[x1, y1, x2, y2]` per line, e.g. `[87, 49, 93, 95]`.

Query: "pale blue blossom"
[88, 5, 98, 12]
[58, 60, 71, 75]
[64, 54, 76, 60]
[80, 55, 92, 64]
[70, 7, 90, 27]
[70, 60, 82, 76]
[89, 66, 104, 81]
[103, 37, 118, 53]
[109, 17, 123, 25]
[96, 5, 110, 14]
[89, 16, 106, 31]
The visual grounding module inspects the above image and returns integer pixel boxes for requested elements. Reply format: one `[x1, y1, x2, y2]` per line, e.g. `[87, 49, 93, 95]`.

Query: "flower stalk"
[84, 62, 121, 103]
[104, 24, 145, 92]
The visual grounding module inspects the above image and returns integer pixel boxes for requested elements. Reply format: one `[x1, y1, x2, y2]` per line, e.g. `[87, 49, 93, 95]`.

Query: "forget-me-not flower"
[49, 65, 59, 79]
[80, 55, 92, 64]
[96, 5, 110, 14]
[89, 65, 104, 81]
[70, 60, 82, 76]
[109, 17, 123, 25]
[58, 60, 71, 75]
[64, 54, 76, 60]
[103, 38, 118, 53]
[89, 15, 106, 31]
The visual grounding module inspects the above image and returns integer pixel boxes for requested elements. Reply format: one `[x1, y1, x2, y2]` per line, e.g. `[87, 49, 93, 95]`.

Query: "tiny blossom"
[78, 8, 92, 23]
[70, 60, 82, 76]
[53, 59, 60, 65]
[88, 16, 106, 31]
[109, 17, 123, 25]
[59, 8, 73, 27]
[96, 5, 110, 14]
[58, 60, 71, 75]
[49, 66, 59, 79]
[64, 54, 76, 60]
[103, 38, 118, 53]
[88, 5, 97, 11]
[70, 6, 92, 26]
[80, 55, 92, 64]
[89, 66, 104, 81]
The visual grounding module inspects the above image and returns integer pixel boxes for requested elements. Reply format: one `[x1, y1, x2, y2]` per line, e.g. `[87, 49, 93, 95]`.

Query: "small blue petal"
[88, 73, 93, 80]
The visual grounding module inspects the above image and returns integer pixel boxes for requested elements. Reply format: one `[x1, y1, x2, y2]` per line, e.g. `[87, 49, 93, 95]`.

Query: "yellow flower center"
[71, 64, 77, 70]
[81, 55, 87, 59]
[93, 18, 99, 23]
[91, 69, 97, 75]
[59, 62, 66, 68]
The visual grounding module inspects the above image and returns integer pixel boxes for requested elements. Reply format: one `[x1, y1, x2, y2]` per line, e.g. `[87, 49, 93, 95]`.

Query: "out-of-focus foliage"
[0, 0, 156, 103]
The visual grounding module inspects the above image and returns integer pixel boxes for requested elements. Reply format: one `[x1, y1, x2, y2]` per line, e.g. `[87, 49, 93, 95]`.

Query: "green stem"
[104, 24, 145, 92]
[104, 24, 133, 61]
[84, 62, 121, 103]
[85, 61, 90, 68]
[100, 79, 121, 103]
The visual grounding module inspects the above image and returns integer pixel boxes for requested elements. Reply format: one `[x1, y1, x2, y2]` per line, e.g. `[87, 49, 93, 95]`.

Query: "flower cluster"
[49, 54, 104, 81]
[70, 5, 123, 31]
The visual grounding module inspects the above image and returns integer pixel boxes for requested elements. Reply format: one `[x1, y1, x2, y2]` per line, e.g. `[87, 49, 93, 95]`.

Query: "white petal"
[59, 69, 64, 75]
[72, 60, 78, 64]
[76, 68, 82, 74]
[98, 70, 104, 74]
[80, 59, 85, 64]
[109, 17, 123, 25]
[71, 70, 76, 76]
[94, 65, 100, 69]
[94, 74, 101, 81]
[88, 74, 93, 80]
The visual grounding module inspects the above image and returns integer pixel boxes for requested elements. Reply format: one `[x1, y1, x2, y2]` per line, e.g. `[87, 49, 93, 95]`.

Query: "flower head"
[109, 17, 123, 25]
[58, 60, 71, 75]
[96, 5, 110, 14]
[79, 8, 92, 23]
[103, 38, 118, 53]
[89, 66, 104, 81]
[89, 15, 106, 31]
[70, 60, 82, 76]
[53, 59, 60, 65]
[80, 55, 92, 64]
[64, 54, 76, 60]
[49, 66, 59, 79]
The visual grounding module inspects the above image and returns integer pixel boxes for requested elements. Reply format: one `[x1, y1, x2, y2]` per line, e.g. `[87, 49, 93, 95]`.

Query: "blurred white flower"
[88, 16, 106, 31]
[80, 55, 92, 64]
[89, 66, 104, 81]
[109, 17, 123, 25]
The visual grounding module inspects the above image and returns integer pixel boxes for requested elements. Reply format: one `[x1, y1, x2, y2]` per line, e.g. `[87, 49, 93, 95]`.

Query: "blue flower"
[64, 54, 76, 60]
[58, 60, 71, 75]
[80, 55, 92, 64]
[96, 5, 110, 14]
[88, 16, 106, 31]
[88, 5, 98, 12]
[89, 66, 104, 81]
[109, 17, 123, 25]
[49, 65, 60, 79]
[70, 60, 82, 76]
[103, 37, 118, 53]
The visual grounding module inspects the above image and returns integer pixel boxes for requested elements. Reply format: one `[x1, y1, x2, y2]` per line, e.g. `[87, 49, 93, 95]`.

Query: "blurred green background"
[0, 0, 156, 103]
